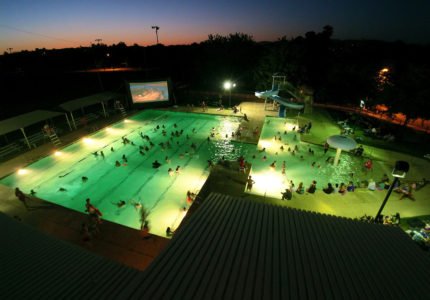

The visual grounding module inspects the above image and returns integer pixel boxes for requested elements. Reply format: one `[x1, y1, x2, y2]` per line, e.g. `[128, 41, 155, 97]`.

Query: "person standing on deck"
[246, 176, 255, 191]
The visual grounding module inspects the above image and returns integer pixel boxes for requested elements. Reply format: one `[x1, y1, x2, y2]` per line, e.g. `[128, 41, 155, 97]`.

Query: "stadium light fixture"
[375, 161, 409, 222]
[223, 81, 236, 107]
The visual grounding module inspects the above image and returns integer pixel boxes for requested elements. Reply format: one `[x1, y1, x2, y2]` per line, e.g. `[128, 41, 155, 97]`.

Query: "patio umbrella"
[327, 135, 357, 166]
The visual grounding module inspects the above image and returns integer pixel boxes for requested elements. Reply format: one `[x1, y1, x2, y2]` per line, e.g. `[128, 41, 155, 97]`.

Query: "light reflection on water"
[210, 140, 254, 162]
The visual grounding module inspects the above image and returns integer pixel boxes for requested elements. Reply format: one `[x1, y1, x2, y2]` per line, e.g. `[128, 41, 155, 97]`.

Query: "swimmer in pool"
[131, 201, 142, 210]
[114, 200, 126, 208]
[152, 160, 162, 169]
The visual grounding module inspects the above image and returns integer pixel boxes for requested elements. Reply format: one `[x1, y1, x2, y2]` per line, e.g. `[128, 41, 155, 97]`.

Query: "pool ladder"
[49, 133, 62, 147]
[119, 106, 127, 118]
[115, 100, 127, 117]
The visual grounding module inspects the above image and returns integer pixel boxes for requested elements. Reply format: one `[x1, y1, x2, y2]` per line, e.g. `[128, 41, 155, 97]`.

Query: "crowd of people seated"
[406, 221, 430, 251]
[293, 175, 426, 201]
[322, 181, 355, 195]
[356, 213, 401, 226]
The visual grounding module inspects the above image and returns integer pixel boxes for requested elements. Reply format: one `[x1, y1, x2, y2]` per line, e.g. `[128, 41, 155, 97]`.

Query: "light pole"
[223, 81, 236, 108]
[375, 161, 409, 223]
[151, 26, 160, 44]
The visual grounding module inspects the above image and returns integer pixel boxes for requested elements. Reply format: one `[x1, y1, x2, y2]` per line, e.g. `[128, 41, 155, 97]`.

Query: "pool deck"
[1, 102, 429, 270]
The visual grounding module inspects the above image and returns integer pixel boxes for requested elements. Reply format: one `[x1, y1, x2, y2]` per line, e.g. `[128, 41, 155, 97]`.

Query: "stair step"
[48, 133, 62, 146]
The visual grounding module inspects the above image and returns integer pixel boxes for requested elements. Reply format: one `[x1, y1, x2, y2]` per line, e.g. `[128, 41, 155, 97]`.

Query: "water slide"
[255, 90, 304, 110]
[254, 89, 279, 98]
[269, 95, 304, 110]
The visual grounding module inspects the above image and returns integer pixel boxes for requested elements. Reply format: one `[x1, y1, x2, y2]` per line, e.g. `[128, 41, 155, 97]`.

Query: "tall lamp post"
[151, 26, 160, 44]
[223, 81, 236, 108]
[375, 161, 409, 223]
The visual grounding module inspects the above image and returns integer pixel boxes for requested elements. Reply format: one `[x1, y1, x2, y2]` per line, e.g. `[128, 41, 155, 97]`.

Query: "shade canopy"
[0, 110, 64, 136]
[327, 135, 357, 150]
[58, 91, 121, 112]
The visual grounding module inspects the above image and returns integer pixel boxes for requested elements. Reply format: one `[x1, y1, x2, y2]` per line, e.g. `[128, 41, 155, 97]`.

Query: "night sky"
[1, 0, 429, 51]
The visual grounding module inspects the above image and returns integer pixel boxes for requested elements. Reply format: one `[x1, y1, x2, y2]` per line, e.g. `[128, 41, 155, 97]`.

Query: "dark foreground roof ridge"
[2, 193, 430, 300]
[124, 192, 430, 300]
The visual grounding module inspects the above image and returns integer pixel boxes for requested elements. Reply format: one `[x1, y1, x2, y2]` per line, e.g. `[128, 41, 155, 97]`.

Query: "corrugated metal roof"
[0, 110, 65, 135]
[0, 213, 139, 299]
[2, 195, 430, 299]
[58, 91, 121, 112]
[125, 193, 430, 300]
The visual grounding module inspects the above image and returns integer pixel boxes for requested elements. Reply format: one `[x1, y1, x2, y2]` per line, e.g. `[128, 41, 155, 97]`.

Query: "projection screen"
[129, 81, 169, 103]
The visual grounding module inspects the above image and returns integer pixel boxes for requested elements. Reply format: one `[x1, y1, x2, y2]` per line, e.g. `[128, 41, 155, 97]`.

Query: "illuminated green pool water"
[248, 116, 387, 198]
[0, 110, 255, 237]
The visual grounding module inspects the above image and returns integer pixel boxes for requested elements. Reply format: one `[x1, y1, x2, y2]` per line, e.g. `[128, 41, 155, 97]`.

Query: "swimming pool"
[0, 110, 256, 237]
[247, 116, 387, 198]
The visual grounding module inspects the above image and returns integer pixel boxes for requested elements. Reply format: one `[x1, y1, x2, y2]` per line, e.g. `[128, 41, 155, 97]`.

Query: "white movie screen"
[130, 81, 169, 103]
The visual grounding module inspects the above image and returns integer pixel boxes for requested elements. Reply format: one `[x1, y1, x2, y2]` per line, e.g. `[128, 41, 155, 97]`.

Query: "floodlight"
[392, 161, 409, 178]
[375, 160, 409, 222]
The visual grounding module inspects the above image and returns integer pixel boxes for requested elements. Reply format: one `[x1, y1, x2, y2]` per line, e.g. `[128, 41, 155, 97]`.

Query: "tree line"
[1, 27, 429, 120]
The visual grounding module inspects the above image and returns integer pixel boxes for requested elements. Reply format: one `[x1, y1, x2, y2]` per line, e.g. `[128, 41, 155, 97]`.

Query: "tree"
[381, 63, 430, 123]
[253, 26, 334, 95]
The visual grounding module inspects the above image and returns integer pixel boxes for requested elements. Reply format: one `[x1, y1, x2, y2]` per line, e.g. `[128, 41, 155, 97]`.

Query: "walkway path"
[315, 103, 430, 134]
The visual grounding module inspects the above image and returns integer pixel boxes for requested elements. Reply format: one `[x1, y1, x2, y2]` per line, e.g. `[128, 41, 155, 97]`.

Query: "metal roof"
[2, 195, 430, 299]
[0, 213, 139, 299]
[125, 193, 430, 299]
[0, 110, 64, 136]
[58, 91, 121, 112]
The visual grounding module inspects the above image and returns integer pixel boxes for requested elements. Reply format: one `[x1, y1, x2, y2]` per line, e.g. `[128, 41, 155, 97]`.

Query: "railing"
[0, 142, 24, 160]
[314, 103, 430, 134]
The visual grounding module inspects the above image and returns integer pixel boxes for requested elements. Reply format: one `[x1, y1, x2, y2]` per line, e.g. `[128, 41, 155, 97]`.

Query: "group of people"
[298, 122, 312, 134]
[280, 181, 308, 200]
[104, 120, 195, 172]
[322, 182, 355, 195]
[276, 174, 420, 201]
[277, 174, 417, 201]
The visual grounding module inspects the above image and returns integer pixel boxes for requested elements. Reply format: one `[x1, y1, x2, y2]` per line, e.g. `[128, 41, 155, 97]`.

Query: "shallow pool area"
[247, 116, 388, 198]
[0, 110, 255, 237]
